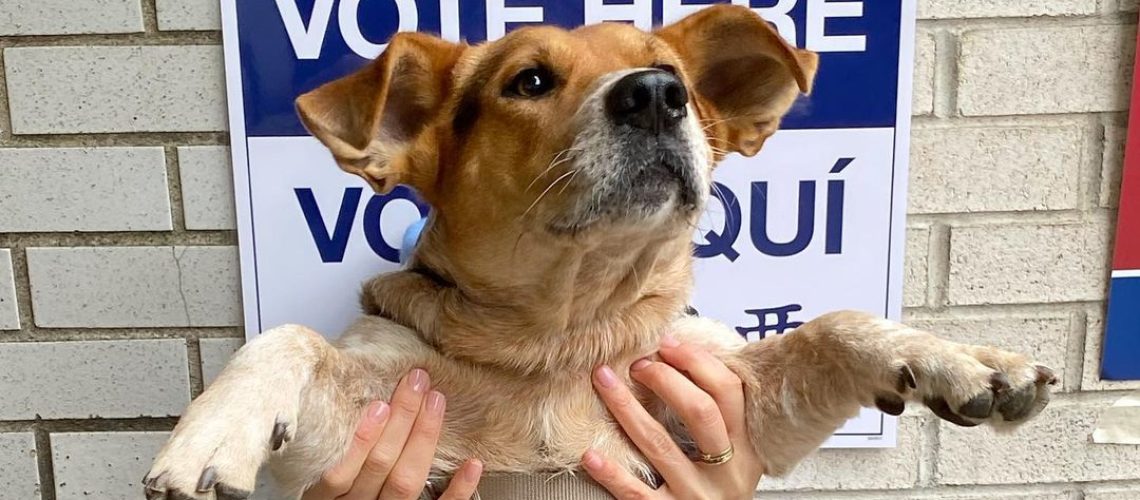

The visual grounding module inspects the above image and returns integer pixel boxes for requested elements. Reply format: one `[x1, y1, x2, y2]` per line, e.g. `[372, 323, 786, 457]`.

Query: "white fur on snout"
[559, 68, 711, 230]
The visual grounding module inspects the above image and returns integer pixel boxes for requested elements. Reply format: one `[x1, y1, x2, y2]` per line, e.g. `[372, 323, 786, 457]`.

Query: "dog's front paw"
[876, 345, 1057, 429]
[144, 395, 293, 499]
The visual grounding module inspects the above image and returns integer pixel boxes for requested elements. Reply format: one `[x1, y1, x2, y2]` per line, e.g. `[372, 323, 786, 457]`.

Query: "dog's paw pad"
[874, 393, 906, 416]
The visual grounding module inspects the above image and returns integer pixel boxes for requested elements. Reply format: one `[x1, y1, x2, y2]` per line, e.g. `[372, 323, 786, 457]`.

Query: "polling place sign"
[221, 0, 916, 447]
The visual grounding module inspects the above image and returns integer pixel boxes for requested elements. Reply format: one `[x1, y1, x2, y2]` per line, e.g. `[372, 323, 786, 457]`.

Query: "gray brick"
[51, 431, 276, 500]
[919, 0, 1096, 18]
[4, 46, 226, 134]
[200, 337, 243, 386]
[0, 249, 18, 330]
[0, 340, 189, 419]
[913, 32, 935, 116]
[948, 223, 1110, 305]
[1101, 125, 1126, 208]
[904, 228, 929, 308]
[27, 246, 241, 328]
[0, 433, 39, 499]
[1082, 311, 1140, 391]
[156, 0, 222, 31]
[958, 26, 1135, 116]
[910, 316, 1070, 390]
[761, 416, 923, 491]
[53, 432, 167, 500]
[0, 147, 171, 232]
[179, 146, 236, 230]
[909, 125, 1082, 214]
[937, 402, 1140, 484]
[0, 0, 143, 35]
[1085, 487, 1140, 500]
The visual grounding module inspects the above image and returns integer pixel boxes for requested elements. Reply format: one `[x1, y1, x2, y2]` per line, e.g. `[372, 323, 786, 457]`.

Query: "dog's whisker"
[526, 150, 579, 192]
[556, 170, 581, 196]
[711, 181, 736, 234]
[520, 169, 577, 221]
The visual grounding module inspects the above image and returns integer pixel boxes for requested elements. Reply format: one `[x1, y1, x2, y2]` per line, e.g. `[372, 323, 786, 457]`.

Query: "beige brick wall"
[0, 1, 1136, 498]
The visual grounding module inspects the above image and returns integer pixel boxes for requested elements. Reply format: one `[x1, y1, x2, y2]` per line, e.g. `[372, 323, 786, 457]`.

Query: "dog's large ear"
[296, 33, 465, 193]
[657, 5, 818, 157]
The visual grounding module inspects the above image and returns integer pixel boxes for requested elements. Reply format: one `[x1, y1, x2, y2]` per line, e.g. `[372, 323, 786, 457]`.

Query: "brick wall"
[0, 1, 1135, 499]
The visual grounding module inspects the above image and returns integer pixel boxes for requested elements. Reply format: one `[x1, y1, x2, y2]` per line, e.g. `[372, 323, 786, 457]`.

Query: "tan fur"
[146, 6, 1054, 499]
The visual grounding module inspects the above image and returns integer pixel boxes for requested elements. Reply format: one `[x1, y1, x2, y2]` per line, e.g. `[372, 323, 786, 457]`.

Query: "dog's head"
[297, 6, 815, 243]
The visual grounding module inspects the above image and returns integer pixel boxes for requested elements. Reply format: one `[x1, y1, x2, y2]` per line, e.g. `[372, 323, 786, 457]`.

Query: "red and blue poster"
[1101, 28, 1140, 380]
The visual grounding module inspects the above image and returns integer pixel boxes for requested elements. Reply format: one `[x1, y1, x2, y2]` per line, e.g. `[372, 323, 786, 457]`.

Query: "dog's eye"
[505, 67, 556, 98]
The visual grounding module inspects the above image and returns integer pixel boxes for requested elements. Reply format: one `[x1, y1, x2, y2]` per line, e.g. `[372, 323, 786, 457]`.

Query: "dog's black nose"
[606, 69, 688, 132]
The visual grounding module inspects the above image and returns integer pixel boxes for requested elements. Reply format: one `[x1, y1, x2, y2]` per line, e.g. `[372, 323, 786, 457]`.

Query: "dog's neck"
[361, 214, 693, 375]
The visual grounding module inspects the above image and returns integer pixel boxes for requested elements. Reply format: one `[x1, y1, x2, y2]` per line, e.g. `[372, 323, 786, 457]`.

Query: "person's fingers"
[593, 365, 696, 485]
[629, 358, 731, 459]
[581, 449, 659, 500]
[656, 336, 747, 439]
[437, 459, 483, 500]
[341, 369, 431, 500]
[301, 401, 390, 500]
[378, 391, 447, 500]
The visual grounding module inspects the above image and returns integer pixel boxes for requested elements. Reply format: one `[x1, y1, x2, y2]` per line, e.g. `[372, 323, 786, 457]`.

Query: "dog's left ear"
[296, 33, 465, 193]
[657, 5, 818, 157]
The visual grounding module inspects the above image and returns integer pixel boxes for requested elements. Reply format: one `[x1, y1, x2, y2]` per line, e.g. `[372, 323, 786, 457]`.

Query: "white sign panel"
[221, 0, 917, 448]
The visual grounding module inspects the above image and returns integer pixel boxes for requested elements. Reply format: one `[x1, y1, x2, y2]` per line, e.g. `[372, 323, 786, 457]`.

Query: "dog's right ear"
[296, 33, 465, 193]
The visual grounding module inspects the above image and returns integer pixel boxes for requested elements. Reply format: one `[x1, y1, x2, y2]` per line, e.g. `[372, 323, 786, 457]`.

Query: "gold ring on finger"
[696, 445, 734, 466]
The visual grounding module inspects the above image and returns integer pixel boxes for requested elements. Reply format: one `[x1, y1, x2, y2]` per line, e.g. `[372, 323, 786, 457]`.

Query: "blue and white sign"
[221, 0, 917, 448]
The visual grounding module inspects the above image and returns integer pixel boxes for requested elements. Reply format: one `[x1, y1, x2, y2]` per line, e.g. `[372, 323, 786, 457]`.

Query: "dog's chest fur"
[334, 316, 649, 471]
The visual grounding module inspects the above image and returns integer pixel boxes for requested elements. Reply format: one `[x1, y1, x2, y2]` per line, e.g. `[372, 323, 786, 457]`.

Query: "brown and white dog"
[146, 5, 1056, 499]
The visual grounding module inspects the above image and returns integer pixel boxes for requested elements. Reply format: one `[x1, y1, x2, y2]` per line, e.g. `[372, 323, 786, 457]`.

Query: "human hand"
[583, 336, 764, 499]
[303, 369, 483, 500]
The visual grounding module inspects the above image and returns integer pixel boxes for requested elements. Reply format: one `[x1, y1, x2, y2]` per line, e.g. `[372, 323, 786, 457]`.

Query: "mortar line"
[141, 0, 160, 34]
[8, 245, 35, 335]
[187, 335, 206, 398]
[932, 30, 958, 118]
[33, 426, 56, 500]
[0, 32, 220, 48]
[0, 47, 12, 143]
[928, 223, 951, 311]
[1082, 116, 1109, 212]
[166, 145, 188, 233]
[1066, 309, 1090, 391]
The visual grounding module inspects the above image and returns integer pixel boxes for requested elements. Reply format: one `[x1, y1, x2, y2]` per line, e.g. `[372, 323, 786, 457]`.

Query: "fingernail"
[409, 368, 429, 393]
[368, 401, 389, 423]
[595, 365, 619, 388]
[630, 358, 652, 371]
[427, 391, 446, 413]
[660, 334, 680, 348]
[465, 459, 483, 482]
[582, 449, 603, 471]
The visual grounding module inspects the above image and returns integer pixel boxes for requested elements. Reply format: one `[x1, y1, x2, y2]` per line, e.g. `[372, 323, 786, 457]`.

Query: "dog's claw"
[197, 466, 218, 493]
[897, 364, 917, 392]
[989, 372, 1010, 393]
[272, 419, 289, 451]
[926, 397, 981, 427]
[1036, 365, 1058, 386]
[144, 479, 165, 500]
